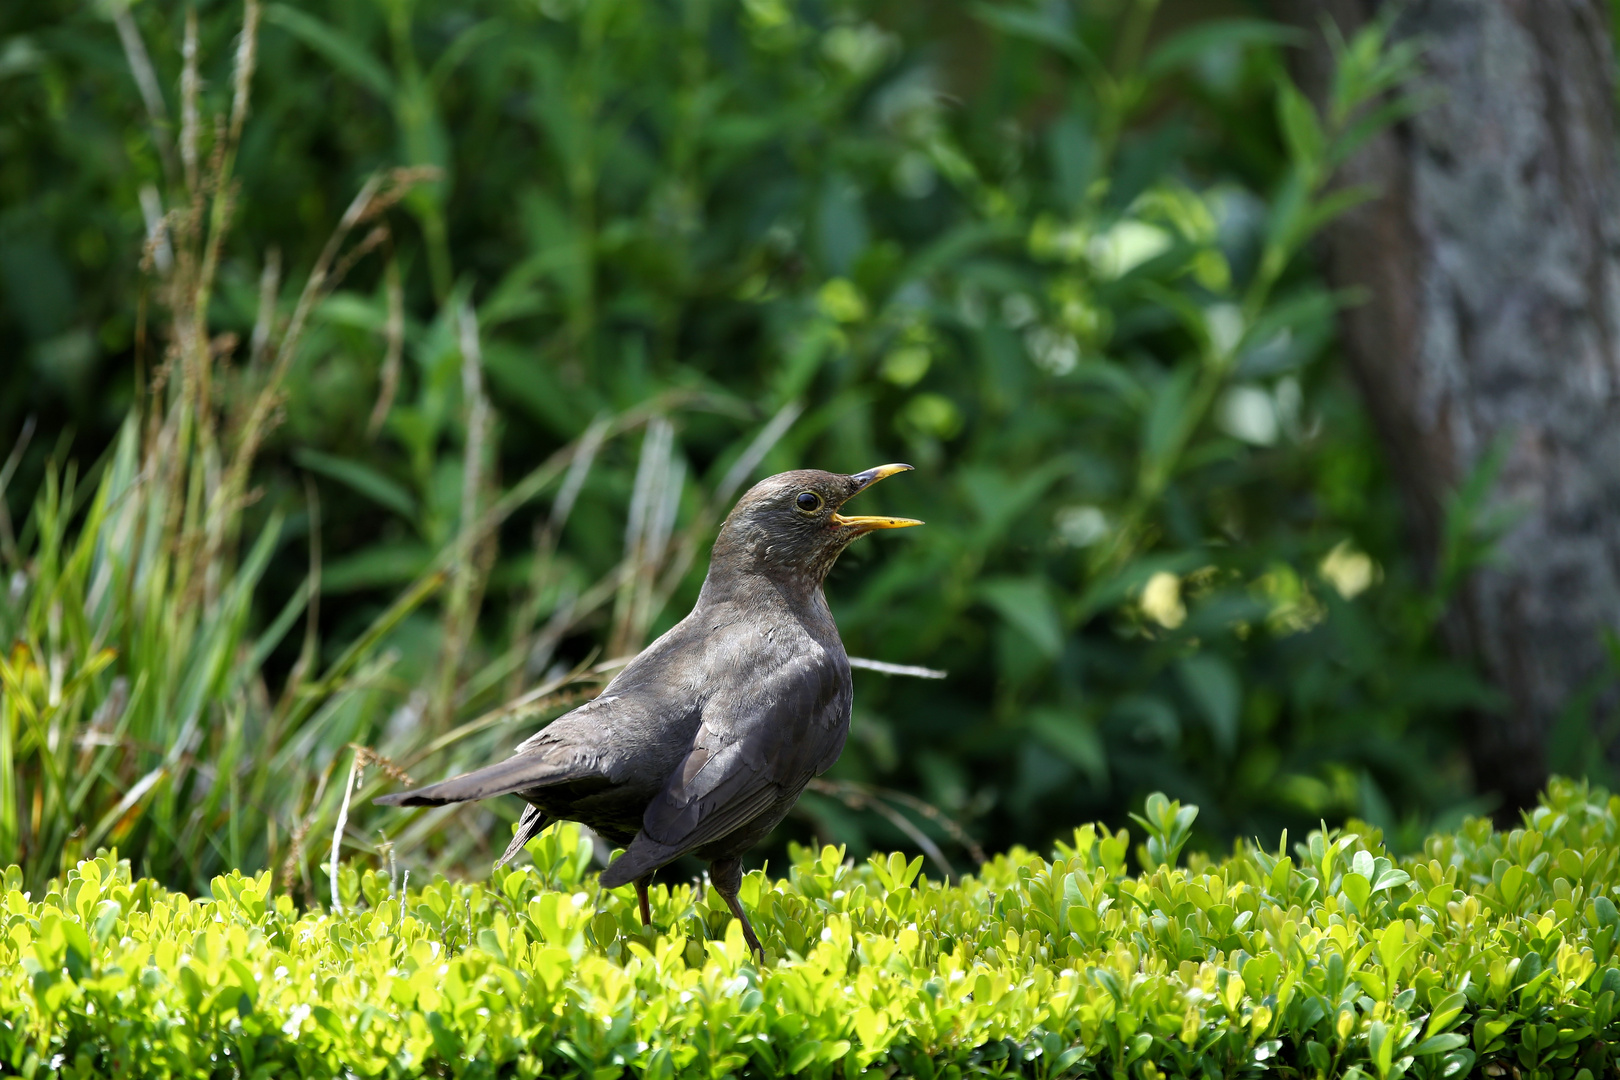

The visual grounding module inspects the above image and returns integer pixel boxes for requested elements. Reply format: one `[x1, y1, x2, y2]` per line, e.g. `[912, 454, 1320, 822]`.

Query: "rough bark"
[1277, 0, 1620, 811]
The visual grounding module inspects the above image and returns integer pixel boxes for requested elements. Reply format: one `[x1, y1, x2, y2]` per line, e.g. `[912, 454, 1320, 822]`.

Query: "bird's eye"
[796, 491, 822, 512]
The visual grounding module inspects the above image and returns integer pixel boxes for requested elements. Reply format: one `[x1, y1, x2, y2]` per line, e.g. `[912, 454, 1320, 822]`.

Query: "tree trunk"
[1277, 0, 1620, 811]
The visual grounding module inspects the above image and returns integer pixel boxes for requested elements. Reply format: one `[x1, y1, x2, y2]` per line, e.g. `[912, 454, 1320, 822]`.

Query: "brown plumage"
[376, 463, 920, 958]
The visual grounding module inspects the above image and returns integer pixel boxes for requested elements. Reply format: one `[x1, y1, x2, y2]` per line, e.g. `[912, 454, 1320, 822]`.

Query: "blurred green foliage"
[0, 0, 1492, 889]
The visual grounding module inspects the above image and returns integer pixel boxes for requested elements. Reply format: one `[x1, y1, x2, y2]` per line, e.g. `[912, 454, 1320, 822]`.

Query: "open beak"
[832, 463, 923, 530]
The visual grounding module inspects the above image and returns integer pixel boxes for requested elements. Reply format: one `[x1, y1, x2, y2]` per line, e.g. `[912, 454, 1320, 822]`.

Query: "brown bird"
[376, 463, 920, 959]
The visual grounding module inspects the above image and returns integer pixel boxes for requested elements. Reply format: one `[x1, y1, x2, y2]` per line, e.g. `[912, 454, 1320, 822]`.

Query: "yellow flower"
[1140, 571, 1186, 629]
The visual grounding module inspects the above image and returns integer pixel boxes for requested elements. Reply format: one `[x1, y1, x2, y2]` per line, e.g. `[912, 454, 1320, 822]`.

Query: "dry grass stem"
[229, 0, 261, 144]
[0, 417, 34, 567]
[181, 8, 200, 195]
[349, 746, 413, 786]
[808, 778, 987, 872]
[248, 247, 280, 368]
[717, 399, 803, 505]
[367, 258, 404, 436]
[504, 414, 610, 697]
[646, 399, 800, 617]
[138, 186, 173, 277]
[328, 225, 391, 294]
[433, 301, 495, 724]
[112, 2, 179, 186]
[611, 417, 676, 655]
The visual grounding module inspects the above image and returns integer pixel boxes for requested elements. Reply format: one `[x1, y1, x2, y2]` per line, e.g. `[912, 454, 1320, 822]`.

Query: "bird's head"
[709, 464, 921, 588]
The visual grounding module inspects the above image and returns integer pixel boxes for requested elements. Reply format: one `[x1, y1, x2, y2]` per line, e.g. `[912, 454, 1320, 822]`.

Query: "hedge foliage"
[5, 779, 1619, 1079]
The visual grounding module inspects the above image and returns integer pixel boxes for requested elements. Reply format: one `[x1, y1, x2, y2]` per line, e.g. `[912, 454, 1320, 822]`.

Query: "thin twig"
[875, 787, 988, 866]
[329, 750, 361, 914]
[865, 796, 957, 882]
[808, 778, 987, 868]
[847, 657, 947, 679]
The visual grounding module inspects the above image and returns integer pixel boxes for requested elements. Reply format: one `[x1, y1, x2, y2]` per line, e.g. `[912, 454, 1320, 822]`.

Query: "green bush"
[6, 779, 1618, 1079]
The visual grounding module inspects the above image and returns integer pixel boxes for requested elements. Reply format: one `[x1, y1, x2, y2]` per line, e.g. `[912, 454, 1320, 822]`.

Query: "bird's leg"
[635, 877, 653, 928]
[708, 858, 764, 962]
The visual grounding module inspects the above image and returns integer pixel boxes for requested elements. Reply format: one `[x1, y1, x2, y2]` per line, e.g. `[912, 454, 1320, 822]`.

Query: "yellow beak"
[849, 463, 915, 487]
[831, 514, 923, 529]
[833, 463, 923, 530]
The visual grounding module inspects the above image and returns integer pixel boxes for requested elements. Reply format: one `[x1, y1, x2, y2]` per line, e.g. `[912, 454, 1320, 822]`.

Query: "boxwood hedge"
[4, 779, 1618, 1079]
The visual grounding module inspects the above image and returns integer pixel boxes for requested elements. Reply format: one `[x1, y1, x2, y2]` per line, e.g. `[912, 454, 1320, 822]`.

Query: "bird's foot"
[739, 923, 765, 964]
[635, 878, 653, 929]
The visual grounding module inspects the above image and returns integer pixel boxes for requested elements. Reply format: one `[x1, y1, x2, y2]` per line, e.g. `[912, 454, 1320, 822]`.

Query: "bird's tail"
[597, 835, 681, 889]
[374, 753, 595, 808]
[494, 804, 553, 869]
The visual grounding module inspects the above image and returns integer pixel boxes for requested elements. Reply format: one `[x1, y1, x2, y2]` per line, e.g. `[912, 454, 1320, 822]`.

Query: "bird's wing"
[598, 650, 847, 887]
[513, 691, 624, 754]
